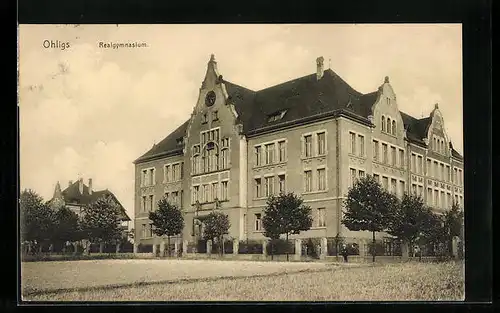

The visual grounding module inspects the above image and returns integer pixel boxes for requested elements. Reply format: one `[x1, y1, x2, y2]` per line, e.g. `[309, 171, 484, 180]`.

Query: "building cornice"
[133, 148, 184, 165]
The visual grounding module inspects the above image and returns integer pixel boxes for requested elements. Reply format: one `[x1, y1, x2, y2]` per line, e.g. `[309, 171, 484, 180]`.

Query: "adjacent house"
[133, 55, 464, 251]
[49, 177, 131, 231]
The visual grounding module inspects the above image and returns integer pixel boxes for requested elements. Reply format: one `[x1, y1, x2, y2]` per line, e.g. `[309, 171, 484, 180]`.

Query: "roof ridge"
[255, 73, 316, 93]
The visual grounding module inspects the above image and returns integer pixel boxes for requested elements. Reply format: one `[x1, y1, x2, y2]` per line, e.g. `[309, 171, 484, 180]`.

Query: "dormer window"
[267, 110, 287, 123]
[176, 137, 183, 145]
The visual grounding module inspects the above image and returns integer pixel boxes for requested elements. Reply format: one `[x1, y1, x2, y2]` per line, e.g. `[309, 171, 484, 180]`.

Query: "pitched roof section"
[133, 66, 461, 162]
[61, 181, 131, 221]
[134, 120, 190, 163]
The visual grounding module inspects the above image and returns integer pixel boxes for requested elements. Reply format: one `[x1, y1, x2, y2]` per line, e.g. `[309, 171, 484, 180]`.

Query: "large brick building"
[133, 55, 463, 248]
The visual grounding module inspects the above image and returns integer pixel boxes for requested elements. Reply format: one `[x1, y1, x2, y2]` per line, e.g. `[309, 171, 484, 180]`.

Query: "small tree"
[203, 209, 230, 256]
[81, 195, 123, 253]
[20, 189, 56, 254]
[53, 206, 83, 253]
[342, 175, 398, 262]
[262, 192, 313, 261]
[442, 202, 464, 256]
[149, 197, 184, 257]
[386, 193, 434, 259]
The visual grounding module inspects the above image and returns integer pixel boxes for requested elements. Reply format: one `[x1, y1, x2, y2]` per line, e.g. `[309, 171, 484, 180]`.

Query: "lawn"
[22, 260, 464, 301]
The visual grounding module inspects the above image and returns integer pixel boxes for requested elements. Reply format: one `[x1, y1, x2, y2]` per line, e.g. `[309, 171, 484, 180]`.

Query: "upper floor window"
[267, 110, 287, 122]
[264, 176, 274, 197]
[349, 132, 356, 155]
[317, 208, 326, 227]
[317, 132, 326, 155]
[278, 175, 286, 193]
[221, 138, 230, 148]
[304, 135, 312, 157]
[220, 149, 229, 169]
[254, 214, 262, 231]
[255, 178, 262, 198]
[176, 137, 183, 146]
[141, 168, 156, 187]
[373, 140, 379, 161]
[392, 120, 396, 135]
[264, 143, 275, 165]
[399, 149, 405, 168]
[212, 110, 219, 121]
[317, 168, 326, 191]
[255, 146, 262, 166]
[204, 142, 218, 172]
[202, 113, 208, 124]
[382, 143, 388, 164]
[304, 170, 312, 192]
[390, 146, 396, 166]
[386, 118, 391, 134]
[358, 135, 365, 157]
[278, 140, 286, 162]
[381, 116, 386, 132]
[221, 181, 229, 201]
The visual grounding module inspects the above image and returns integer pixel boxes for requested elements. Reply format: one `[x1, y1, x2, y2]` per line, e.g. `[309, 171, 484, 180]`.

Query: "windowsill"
[310, 226, 327, 230]
[192, 199, 230, 207]
[348, 153, 366, 159]
[372, 160, 405, 170]
[302, 190, 328, 195]
[253, 161, 287, 170]
[382, 131, 397, 138]
[301, 154, 327, 161]
[163, 180, 182, 184]
[191, 168, 230, 176]
[140, 184, 156, 188]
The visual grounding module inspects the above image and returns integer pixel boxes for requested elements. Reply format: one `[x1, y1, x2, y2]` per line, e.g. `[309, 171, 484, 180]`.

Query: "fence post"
[233, 239, 239, 255]
[262, 239, 268, 259]
[294, 239, 302, 261]
[159, 241, 165, 257]
[183, 240, 188, 255]
[174, 240, 179, 257]
[115, 242, 121, 254]
[133, 243, 139, 254]
[320, 237, 327, 260]
[207, 240, 212, 255]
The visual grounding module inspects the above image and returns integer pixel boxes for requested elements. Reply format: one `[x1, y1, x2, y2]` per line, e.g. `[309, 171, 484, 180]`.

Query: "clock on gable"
[205, 91, 216, 107]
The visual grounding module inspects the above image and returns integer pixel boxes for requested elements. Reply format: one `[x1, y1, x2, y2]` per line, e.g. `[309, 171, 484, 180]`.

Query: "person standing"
[341, 243, 348, 262]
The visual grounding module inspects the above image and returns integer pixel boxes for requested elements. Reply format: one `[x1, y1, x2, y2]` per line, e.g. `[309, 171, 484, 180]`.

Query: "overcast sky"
[19, 24, 462, 227]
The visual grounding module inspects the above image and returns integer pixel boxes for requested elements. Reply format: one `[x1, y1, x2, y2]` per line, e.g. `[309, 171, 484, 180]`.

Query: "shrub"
[266, 239, 294, 255]
[367, 241, 384, 256]
[238, 240, 263, 254]
[303, 238, 321, 258]
[138, 244, 153, 253]
[197, 239, 207, 253]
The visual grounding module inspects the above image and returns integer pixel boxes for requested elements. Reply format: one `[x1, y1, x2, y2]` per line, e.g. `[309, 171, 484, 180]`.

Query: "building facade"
[133, 55, 463, 247]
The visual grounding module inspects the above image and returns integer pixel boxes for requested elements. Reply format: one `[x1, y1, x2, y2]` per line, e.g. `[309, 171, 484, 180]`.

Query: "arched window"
[381, 116, 386, 132]
[387, 118, 391, 134]
[392, 120, 396, 135]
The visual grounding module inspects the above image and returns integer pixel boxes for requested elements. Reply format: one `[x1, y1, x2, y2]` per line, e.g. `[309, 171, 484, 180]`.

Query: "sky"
[18, 24, 463, 228]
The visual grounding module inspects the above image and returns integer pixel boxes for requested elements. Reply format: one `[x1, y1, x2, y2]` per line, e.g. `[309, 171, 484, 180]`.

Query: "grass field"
[22, 260, 464, 301]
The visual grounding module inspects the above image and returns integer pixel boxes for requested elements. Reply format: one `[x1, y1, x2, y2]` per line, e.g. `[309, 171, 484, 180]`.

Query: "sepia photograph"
[19, 24, 465, 302]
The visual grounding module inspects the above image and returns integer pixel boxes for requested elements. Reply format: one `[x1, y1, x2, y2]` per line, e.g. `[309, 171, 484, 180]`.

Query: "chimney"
[79, 178, 83, 194]
[316, 56, 324, 80]
[88, 178, 93, 195]
[68, 180, 73, 187]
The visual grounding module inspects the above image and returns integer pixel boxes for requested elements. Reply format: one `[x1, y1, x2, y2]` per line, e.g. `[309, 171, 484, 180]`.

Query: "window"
[243, 214, 247, 234]
[418, 186, 423, 198]
[382, 144, 388, 163]
[399, 149, 405, 168]
[212, 110, 219, 121]
[150, 168, 155, 186]
[148, 224, 153, 238]
[411, 154, 416, 172]
[373, 174, 380, 183]
[264, 176, 274, 197]
[392, 120, 396, 135]
[433, 137, 437, 151]
[149, 195, 154, 211]
[317, 208, 326, 227]
[391, 146, 396, 166]
[440, 164, 445, 181]
[141, 224, 147, 238]
[434, 189, 438, 206]
[267, 110, 287, 122]
[204, 143, 218, 172]
[173, 163, 181, 181]
[171, 191, 179, 206]
[254, 214, 262, 231]
[318, 168, 326, 191]
[389, 178, 396, 193]
[278, 175, 286, 193]
[387, 118, 391, 134]
[447, 193, 452, 209]
[221, 138, 230, 148]
[427, 188, 433, 205]
[221, 181, 228, 200]
[381, 116, 386, 132]
[350, 168, 357, 187]
[255, 146, 262, 166]
[221, 149, 228, 169]
[278, 140, 286, 162]
[373, 140, 379, 161]
[412, 184, 417, 195]
[453, 168, 457, 184]
[399, 181, 405, 197]
[304, 170, 312, 192]
[440, 191, 445, 208]
[142, 196, 147, 211]
[434, 161, 438, 179]
[255, 178, 262, 198]
[212, 183, 218, 201]
[358, 135, 365, 157]
[417, 156, 423, 175]
[427, 159, 432, 177]
[203, 184, 209, 203]
[317, 132, 326, 155]
[193, 186, 200, 204]
[382, 177, 389, 190]
[265, 143, 275, 165]
[358, 170, 365, 179]
[349, 132, 356, 155]
[446, 165, 450, 182]
[164, 165, 171, 182]
[202, 113, 208, 124]
[304, 135, 312, 157]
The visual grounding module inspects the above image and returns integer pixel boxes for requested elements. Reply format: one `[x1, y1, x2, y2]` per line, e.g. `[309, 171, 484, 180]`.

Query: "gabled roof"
[134, 66, 462, 163]
[59, 181, 131, 221]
